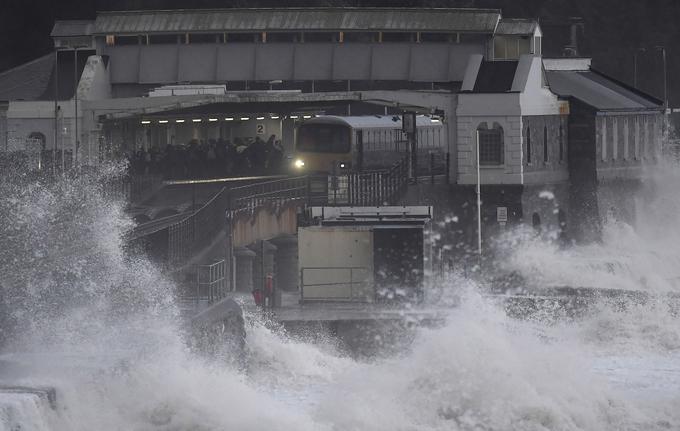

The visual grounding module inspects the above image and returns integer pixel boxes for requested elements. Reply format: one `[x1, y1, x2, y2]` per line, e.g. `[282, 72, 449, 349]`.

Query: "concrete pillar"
[270, 235, 299, 292]
[233, 246, 256, 292]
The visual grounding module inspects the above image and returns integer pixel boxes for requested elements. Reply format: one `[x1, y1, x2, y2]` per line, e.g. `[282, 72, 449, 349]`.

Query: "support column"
[233, 247, 256, 293]
[249, 240, 277, 306]
[270, 235, 299, 292]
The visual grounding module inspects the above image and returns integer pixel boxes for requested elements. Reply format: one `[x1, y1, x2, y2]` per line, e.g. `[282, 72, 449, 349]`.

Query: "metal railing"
[168, 182, 232, 266]
[103, 174, 163, 203]
[194, 260, 228, 302]
[166, 156, 411, 268]
[229, 176, 310, 214]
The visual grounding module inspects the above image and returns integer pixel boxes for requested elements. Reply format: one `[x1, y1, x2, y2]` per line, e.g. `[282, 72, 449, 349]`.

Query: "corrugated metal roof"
[545, 70, 662, 111]
[51, 20, 95, 37]
[94, 8, 501, 34]
[496, 18, 537, 35]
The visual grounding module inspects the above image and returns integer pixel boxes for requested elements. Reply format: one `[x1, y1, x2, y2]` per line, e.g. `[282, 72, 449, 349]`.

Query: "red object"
[252, 289, 263, 306]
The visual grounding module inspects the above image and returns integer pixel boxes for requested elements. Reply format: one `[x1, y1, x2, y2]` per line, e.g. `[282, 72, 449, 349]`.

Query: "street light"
[633, 47, 646, 88]
[655, 46, 668, 111]
[71, 44, 90, 169]
[475, 130, 482, 257]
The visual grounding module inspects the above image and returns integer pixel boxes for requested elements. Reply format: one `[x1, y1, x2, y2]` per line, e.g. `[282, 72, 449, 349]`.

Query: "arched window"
[477, 123, 504, 165]
[559, 124, 564, 162]
[526, 127, 532, 164]
[543, 125, 548, 163]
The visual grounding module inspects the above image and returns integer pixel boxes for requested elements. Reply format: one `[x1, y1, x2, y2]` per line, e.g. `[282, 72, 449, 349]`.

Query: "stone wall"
[457, 114, 524, 185]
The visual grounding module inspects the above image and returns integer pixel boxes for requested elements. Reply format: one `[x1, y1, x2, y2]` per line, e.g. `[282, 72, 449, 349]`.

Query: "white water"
[0, 164, 678, 430]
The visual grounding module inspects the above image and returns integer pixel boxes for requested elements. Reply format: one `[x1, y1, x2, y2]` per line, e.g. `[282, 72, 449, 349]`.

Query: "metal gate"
[195, 260, 228, 303]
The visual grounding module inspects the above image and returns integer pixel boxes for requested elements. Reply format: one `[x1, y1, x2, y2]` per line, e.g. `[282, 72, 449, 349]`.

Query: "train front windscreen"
[293, 123, 352, 173]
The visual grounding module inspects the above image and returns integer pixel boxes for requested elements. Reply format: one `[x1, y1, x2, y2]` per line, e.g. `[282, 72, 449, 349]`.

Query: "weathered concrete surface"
[231, 203, 298, 248]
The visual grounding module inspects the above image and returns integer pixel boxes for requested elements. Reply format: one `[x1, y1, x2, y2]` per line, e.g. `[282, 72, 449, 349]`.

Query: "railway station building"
[0, 7, 664, 249]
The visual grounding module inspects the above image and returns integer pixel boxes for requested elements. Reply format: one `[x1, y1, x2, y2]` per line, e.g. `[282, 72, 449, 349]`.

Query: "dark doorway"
[373, 228, 423, 301]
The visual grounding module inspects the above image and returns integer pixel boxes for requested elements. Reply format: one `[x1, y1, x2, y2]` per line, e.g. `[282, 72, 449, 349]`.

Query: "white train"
[292, 115, 446, 173]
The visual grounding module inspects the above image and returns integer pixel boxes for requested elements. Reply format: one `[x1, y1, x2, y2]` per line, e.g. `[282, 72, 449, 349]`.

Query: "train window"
[298, 124, 351, 153]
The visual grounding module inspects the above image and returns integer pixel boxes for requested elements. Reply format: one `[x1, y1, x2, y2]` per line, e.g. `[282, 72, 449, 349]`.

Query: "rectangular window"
[518, 37, 531, 55]
[148, 34, 180, 44]
[267, 32, 302, 43]
[478, 129, 503, 165]
[534, 36, 542, 56]
[381, 32, 415, 42]
[343, 32, 378, 43]
[188, 33, 221, 44]
[421, 32, 455, 43]
[493, 36, 507, 59]
[297, 124, 351, 153]
[507, 38, 520, 59]
[304, 32, 338, 43]
[226, 33, 262, 42]
[115, 35, 140, 46]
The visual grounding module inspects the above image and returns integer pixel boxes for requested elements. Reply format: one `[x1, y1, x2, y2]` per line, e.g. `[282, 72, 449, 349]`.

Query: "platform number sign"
[256, 123, 265, 135]
[497, 206, 508, 226]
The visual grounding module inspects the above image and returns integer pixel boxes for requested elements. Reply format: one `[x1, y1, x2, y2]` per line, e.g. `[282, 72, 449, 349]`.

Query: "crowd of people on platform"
[128, 134, 286, 179]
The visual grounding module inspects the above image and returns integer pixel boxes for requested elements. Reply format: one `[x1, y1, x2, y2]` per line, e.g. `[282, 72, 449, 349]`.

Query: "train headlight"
[294, 159, 305, 169]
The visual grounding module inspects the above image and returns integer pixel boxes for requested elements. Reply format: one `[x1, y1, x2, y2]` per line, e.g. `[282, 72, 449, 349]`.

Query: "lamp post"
[655, 46, 668, 111]
[74, 47, 79, 169]
[633, 47, 646, 88]
[53, 47, 64, 175]
[475, 130, 482, 258]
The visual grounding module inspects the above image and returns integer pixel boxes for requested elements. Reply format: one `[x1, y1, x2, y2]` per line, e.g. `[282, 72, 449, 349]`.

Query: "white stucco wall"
[457, 113, 524, 185]
[78, 55, 112, 101]
[456, 55, 566, 186]
[7, 102, 75, 152]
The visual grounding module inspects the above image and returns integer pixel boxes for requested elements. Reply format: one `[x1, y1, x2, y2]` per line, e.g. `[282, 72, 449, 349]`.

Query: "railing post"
[445, 152, 450, 185]
[226, 189, 234, 292]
